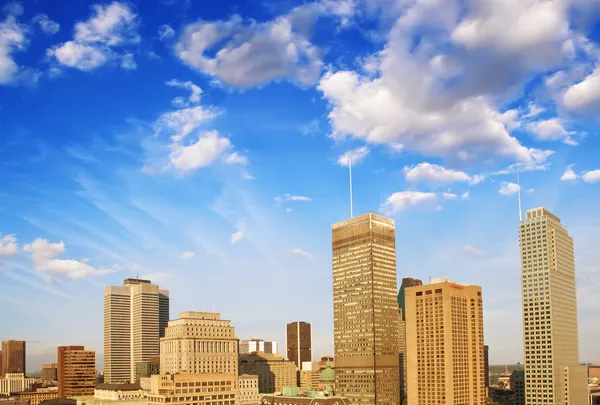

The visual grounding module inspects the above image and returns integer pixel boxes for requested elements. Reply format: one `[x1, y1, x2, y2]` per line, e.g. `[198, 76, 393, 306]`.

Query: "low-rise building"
[259, 390, 349, 405]
[0, 397, 28, 405]
[0, 374, 38, 396]
[239, 353, 296, 394]
[238, 375, 259, 405]
[12, 391, 59, 405]
[94, 384, 144, 401]
[146, 373, 235, 405]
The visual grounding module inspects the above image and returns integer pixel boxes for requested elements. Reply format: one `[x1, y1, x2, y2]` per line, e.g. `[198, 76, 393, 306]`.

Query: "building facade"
[41, 364, 58, 383]
[12, 391, 58, 405]
[58, 346, 96, 398]
[520, 208, 588, 405]
[0, 374, 37, 396]
[160, 312, 238, 376]
[104, 278, 169, 383]
[146, 373, 236, 405]
[332, 213, 400, 405]
[259, 393, 350, 405]
[510, 370, 525, 405]
[239, 353, 297, 394]
[239, 375, 260, 405]
[405, 280, 486, 405]
[1, 342, 25, 377]
[299, 363, 320, 392]
[135, 358, 159, 382]
[239, 341, 278, 355]
[286, 323, 311, 370]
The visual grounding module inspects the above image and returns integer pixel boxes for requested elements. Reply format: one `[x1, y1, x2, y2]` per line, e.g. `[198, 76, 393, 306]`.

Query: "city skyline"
[1, 0, 600, 376]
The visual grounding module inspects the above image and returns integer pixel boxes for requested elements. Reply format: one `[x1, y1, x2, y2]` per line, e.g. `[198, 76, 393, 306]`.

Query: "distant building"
[93, 383, 144, 400]
[146, 373, 235, 405]
[397, 277, 422, 404]
[317, 357, 333, 370]
[160, 312, 238, 376]
[259, 390, 350, 405]
[239, 375, 260, 405]
[510, 369, 525, 405]
[1, 341, 26, 376]
[286, 322, 311, 370]
[135, 359, 159, 381]
[58, 346, 96, 398]
[239, 341, 278, 355]
[41, 364, 58, 383]
[239, 353, 297, 394]
[299, 363, 320, 392]
[104, 278, 169, 383]
[0, 397, 28, 405]
[12, 389, 59, 405]
[484, 345, 489, 390]
[406, 280, 486, 405]
[0, 374, 37, 395]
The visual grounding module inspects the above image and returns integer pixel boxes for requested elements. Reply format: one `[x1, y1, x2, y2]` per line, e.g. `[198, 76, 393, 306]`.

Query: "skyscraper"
[286, 322, 312, 369]
[57, 346, 96, 398]
[519, 208, 587, 404]
[160, 311, 238, 376]
[41, 363, 58, 382]
[405, 279, 486, 405]
[332, 212, 400, 405]
[397, 278, 422, 403]
[104, 278, 170, 383]
[1, 341, 26, 376]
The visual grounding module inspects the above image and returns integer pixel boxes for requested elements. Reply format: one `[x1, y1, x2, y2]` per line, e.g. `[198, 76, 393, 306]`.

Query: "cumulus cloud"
[562, 66, 600, 114]
[499, 182, 520, 196]
[0, 13, 28, 84]
[166, 79, 202, 106]
[158, 24, 175, 40]
[169, 130, 232, 172]
[32, 14, 60, 35]
[403, 163, 482, 185]
[180, 251, 195, 260]
[23, 238, 114, 281]
[47, 2, 139, 71]
[582, 170, 600, 184]
[231, 230, 243, 244]
[442, 192, 458, 200]
[0, 234, 17, 256]
[290, 248, 314, 260]
[526, 118, 576, 145]
[561, 165, 577, 181]
[223, 152, 248, 165]
[337, 146, 369, 167]
[380, 191, 437, 215]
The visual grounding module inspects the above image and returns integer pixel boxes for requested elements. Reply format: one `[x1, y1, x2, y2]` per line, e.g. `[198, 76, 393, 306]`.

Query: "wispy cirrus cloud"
[290, 248, 314, 260]
[0, 235, 18, 256]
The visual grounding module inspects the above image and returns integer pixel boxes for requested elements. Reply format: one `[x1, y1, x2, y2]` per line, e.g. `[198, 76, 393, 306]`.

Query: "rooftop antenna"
[349, 157, 354, 218]
[517, 173, 523, 222]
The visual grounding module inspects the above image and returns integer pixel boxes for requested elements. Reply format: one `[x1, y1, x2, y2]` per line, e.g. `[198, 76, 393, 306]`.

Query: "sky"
[0, 0, 599, 371]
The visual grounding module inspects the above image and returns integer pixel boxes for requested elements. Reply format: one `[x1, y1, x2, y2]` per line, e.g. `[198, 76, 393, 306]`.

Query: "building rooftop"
[95, 383, 141, 391]
[332, 212, 394, 229]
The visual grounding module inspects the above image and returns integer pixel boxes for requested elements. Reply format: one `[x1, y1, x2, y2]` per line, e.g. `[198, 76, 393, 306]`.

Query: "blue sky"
[1, 0, 600, 370]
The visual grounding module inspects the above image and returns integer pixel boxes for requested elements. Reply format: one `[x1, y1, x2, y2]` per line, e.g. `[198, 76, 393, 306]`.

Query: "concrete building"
[58, 346, 96, 398]
[0, 353, 3, 378]
[238, 375, 260, 405]
[483, 345, 489, 393]
[41, 364, 58, 383]
[1, 342, 26, 377]
[299, 363, 320, 392]
[259, 391, 350, 405]
[104, 278, 169, 383]
[239, 353, 297, 394]
[160, 312, 238, 376]
[286, 323, 311, 370]
[0, 397, 28, 405]
[12, 391, 59, 405]
[146, 373, 235, 405]
[0, 374, 37, 396]
[74, 384, 146, 405]
[135, 359, 159, 382]
[405, 280, 486, 405]
[239, 341, 277, 356]
[332, 213, 400, 405]
[510, 370, 525, 405]
[397, 277, 422, 404]
[520, 208, 588, 404]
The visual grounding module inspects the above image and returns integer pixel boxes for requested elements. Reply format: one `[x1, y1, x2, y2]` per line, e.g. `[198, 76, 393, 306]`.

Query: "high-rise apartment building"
[41, 363, 58, 382]
[239, 352, 297, 394]
[397, 278, 422, 404]
[1, 341, 26, 376]
[332, 212, 400, 405]
[405, 280, 486, 405]
[57, 346, 96, 398]
[160, 312, 238, 376]
[520, 208, 587, 404]
[239, 340, 278, 355]
[286, 322, 312, 369]
[104, 278, 169, 383]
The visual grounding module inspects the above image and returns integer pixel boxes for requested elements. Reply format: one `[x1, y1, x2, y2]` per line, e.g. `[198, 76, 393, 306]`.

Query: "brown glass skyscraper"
[332, 213, 400, 405]
[57, 346, 96, 398]
[286, 322, 312, 369]
[1, 340, 26, 376]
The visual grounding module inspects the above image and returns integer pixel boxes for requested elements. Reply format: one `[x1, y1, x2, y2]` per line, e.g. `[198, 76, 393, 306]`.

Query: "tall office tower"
[239, 339, 278, 355]
[1, 341, 26, 376]
[332, 213, 400, 405]
[41, 363, 58, 382]
[104, 278, 170, 383]
[286, 322, 312, 369]
[405, 280, 485, 405]
[397, 278, 422, 403]
[160, 312, 238, 376]
[520, 208, 588, 404]
[57, 346, 96, 398]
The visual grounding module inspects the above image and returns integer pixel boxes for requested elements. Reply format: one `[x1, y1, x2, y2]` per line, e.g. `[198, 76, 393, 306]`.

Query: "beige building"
[239, 341, 277, 355]
[42, 364, 58, 382]
[0, 374, 37, 396]
[299, 362, 320, 392]
[238, 375, 260, 405]
[160, 312, 238, 376]
[520, 208, 588, 404]
[331, 213, 400, 405]
[58, 346, 96, 398]
[146, 373, 235, 405]
[239, 353, 296, 394]
[104, 278, 170, 383]
[94, 384, 145, 400]
[405, 280, 486, 405]
[12, 391, 58, 405]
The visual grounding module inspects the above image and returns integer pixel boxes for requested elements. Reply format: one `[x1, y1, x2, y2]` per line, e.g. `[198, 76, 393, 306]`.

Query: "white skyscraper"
[520, 208, 587, 405]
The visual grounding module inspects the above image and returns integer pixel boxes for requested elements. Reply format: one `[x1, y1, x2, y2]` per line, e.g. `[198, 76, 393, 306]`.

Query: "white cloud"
[459, 245, 484, 257]
[337, 146, 369, 167]
[166, 79, 202, 106]
[48, 2, 139, 71]
[158, 24, 175, 40]
[562, 66, 600, 114]
[23, 238, 114, 281]
[582, 170, 600, 184]
[461, 191, 470, 200]
[0, 14, 27, 84]
[380, 191, 437, 215]
[231, 230, 243, 244]
[155, 105, 216, 142]
[499, 182, 520, 196]
[442, 192, 458, 200]
[284, 194, 312, 202]
[241, 171, 255, 180]
[180, 251, 195, 260]
[561, 165, 577, 181]
[175, 6, 324, 88]
[169, 130, 232, 173]
[521, 102, 545, 119]
[32, 14, 60, 35]
[0, 234, 17, 256]
[403, 163, 473, 185]
[120, 53, 136, 69]
[223, 152, 248, 166]
[290, 248, 314, 260]
[526, 118, 576, 145]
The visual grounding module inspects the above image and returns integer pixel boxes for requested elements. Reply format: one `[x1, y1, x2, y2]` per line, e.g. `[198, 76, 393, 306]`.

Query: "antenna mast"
[349, 157, 354, 218]
[517, 173, 523, 222]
